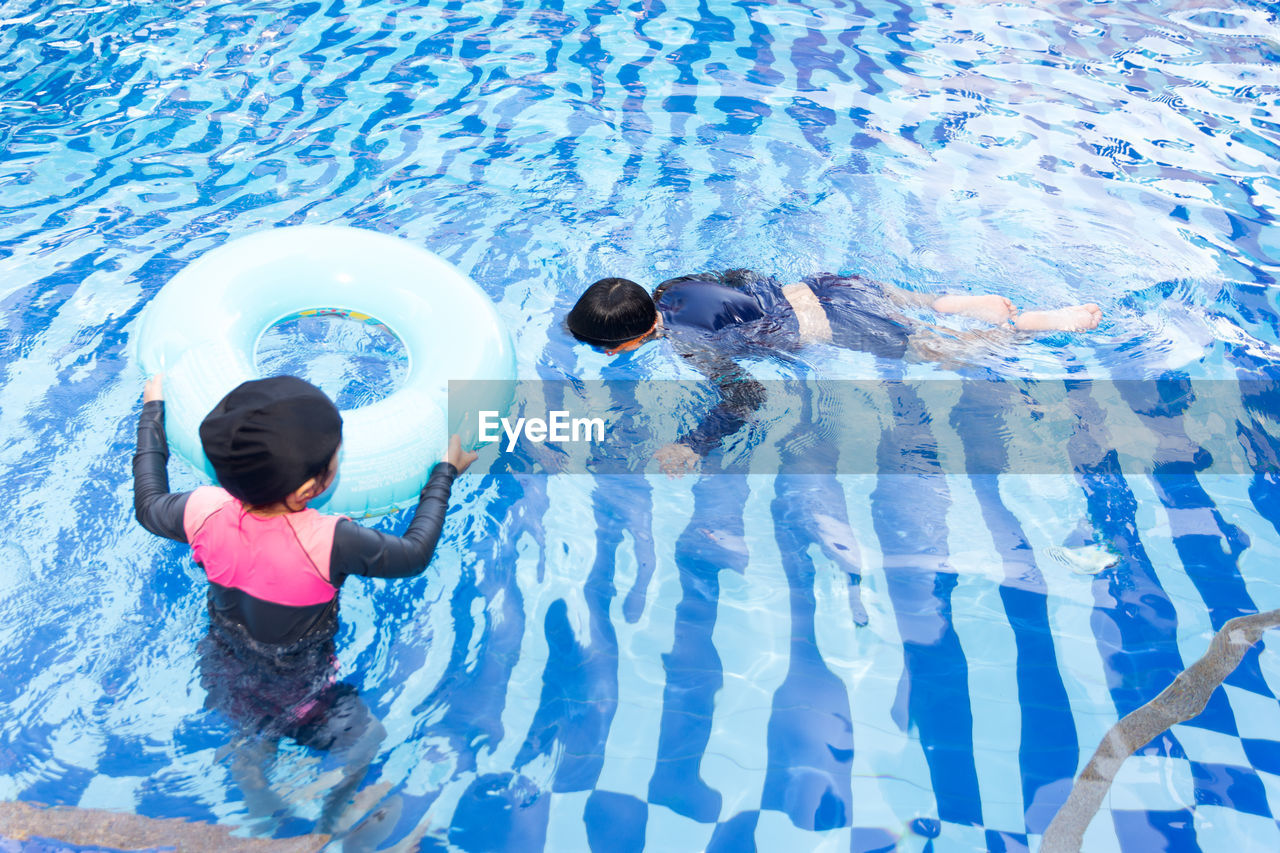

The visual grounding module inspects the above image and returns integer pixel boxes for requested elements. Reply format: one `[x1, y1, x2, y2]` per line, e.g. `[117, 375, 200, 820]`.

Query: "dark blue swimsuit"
[658, 280, 769, 331]
[655, 270, 912, 453]
[656, 271, 911, 356]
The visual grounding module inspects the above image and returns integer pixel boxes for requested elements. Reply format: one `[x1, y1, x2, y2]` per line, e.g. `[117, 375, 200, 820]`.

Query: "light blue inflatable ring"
[134, 225, 515, 518]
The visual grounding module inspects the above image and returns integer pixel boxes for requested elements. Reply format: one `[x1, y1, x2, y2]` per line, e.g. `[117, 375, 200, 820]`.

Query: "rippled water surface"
[1, 0, 1279, 850]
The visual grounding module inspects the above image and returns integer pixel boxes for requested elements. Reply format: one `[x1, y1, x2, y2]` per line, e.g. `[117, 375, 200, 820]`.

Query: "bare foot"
[932, 293, 1018, 325]
[1013, 303, 1102, 332]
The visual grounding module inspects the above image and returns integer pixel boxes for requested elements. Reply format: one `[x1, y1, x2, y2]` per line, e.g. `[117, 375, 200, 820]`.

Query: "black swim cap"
[199, 376, 343, 507]
[567, 278, 657, 347]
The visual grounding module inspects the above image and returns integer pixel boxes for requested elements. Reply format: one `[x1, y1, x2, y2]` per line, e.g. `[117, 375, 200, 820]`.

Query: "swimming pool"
[1, 0, 1279, 850]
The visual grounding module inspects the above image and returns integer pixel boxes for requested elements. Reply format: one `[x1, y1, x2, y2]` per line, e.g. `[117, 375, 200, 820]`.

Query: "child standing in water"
[133, 373, 475, 836]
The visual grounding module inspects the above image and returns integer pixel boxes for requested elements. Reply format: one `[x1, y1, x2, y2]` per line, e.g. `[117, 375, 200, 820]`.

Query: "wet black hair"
[566, 277, 658, 347]
[199, 376, 343, 507]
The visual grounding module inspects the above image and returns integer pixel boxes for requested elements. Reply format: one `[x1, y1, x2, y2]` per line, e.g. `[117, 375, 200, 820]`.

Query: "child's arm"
[328, 436, 477, 581]
[133, 376, 191, 542]
[654, 350, 766, 477]
[330, 463, 456, 579]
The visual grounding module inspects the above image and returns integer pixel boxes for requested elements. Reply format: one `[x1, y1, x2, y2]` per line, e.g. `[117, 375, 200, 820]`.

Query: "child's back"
[133, 374, 475, 651]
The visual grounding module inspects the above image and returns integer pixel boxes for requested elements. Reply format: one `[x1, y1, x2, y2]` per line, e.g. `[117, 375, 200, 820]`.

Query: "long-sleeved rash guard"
[134, 400, 457, 647]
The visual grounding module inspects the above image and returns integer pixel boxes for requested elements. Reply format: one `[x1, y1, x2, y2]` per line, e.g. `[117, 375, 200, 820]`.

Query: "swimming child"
[132, 373, 476, 834]
[566, 270, 1102, 475]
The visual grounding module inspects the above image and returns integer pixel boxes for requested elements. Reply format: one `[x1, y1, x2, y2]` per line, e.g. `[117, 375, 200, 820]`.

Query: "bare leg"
[302, 694, 387, 835]
[225, 735, 289, 831]
[905, 327, 1009, 366]
[801, 278, 1018, 327]
[880, 284, 1101, 331]
[315, 721, 385, 834]
[881, 284, 1016, 326]
[879, 283, 937, 311]
[1014, 303, 1102, 332]
[932, 294, 1018, 325]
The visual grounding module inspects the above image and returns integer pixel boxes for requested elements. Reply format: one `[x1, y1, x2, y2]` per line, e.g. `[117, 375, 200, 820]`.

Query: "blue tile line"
[870, 381, 983, 827]
[952, 380, 1079, 834]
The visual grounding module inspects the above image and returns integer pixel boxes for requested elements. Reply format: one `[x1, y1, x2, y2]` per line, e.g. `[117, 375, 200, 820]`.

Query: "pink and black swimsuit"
[132, 399, 457, 648]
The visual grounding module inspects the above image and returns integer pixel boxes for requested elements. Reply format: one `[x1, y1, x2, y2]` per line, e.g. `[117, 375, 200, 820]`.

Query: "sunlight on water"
[0, 0, 1278, 848]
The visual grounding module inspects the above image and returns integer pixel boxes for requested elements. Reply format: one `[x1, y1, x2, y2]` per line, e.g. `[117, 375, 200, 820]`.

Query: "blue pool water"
[2, 0, 1280, 850]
